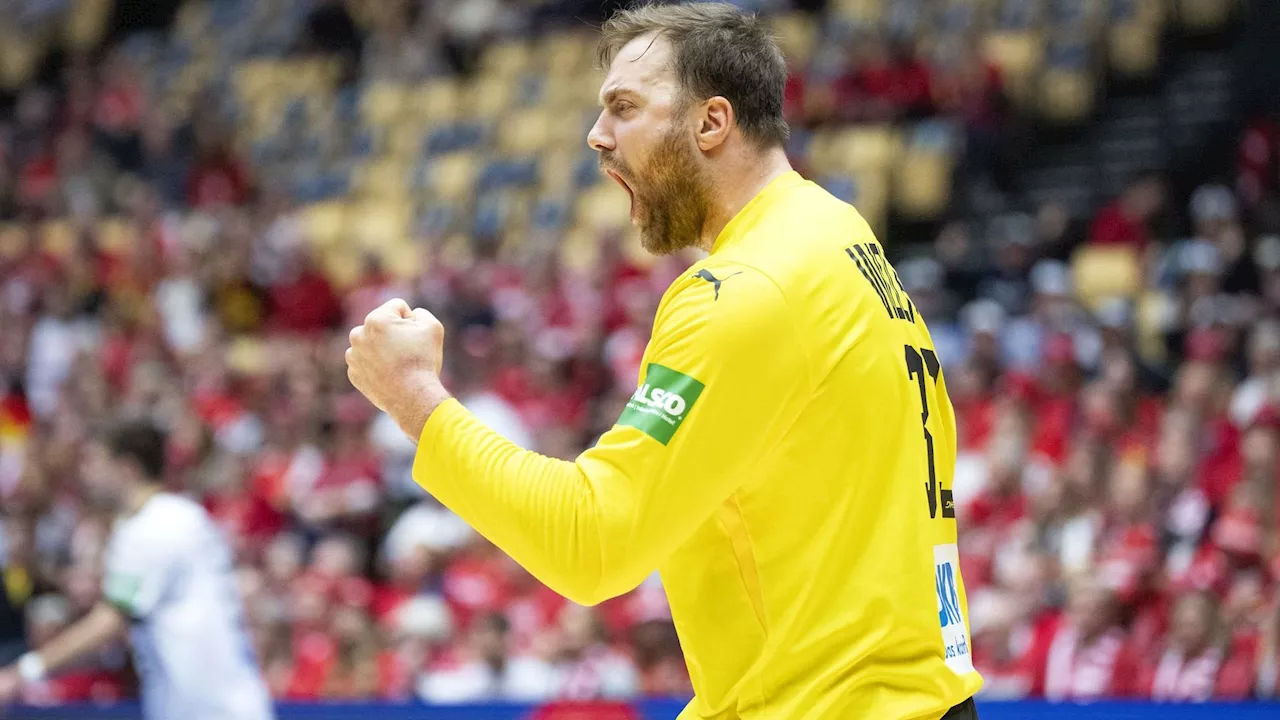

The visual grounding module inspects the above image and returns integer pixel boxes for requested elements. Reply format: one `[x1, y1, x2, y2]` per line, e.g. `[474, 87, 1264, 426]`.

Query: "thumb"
[368, 298, 413, 324]
[411, 307, 437, 325]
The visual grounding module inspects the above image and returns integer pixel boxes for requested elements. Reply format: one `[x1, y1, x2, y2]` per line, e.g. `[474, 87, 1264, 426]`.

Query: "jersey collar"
[710, 170, 806, 255]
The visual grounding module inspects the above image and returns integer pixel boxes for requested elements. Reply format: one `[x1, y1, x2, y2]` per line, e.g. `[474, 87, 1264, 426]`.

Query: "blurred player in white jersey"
[0, 419, 273, 720]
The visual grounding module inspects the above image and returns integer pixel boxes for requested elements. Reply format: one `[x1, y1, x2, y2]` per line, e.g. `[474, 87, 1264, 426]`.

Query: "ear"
[694, 96, 733, 152]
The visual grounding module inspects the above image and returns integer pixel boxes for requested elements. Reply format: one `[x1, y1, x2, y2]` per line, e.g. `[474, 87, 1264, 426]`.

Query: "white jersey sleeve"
[103, 515, 175, 620]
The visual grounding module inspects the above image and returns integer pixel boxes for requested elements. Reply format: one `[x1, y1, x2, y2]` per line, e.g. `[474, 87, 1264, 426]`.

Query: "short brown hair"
[598, 2, 790, 148]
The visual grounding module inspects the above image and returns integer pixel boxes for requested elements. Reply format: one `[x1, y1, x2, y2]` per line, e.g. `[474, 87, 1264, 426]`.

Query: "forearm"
[30, 602, 126, 675]
[413, 399, 624, 605]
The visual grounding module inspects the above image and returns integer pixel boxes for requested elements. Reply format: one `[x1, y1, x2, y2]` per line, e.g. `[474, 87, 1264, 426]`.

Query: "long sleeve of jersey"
[412, 265, 810, 606]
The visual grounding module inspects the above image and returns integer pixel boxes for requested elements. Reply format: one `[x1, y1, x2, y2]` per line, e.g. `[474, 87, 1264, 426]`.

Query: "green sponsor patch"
[104, 574, 142, 616]
[618, 364, 704, 445]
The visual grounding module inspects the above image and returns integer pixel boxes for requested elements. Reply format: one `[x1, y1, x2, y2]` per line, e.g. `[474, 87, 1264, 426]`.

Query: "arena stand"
[0, 0, 1279, 716]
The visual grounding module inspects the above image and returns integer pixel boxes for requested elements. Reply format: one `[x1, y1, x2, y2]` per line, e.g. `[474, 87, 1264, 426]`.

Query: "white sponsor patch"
[934, 543, 974, 675]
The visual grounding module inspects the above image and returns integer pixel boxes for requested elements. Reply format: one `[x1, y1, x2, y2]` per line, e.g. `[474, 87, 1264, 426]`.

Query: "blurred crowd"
[0, 0, 1276, 709]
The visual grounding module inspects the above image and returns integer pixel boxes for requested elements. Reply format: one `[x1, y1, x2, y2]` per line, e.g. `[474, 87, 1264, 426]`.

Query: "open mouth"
[605, 169, 637, 222]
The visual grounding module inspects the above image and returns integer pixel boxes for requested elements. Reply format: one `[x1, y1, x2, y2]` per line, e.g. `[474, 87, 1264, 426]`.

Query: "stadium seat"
[851, 169, 890, 233]
[381, 239, 423, 281]
[65, 0, 112, 52]
[769, 13, 819, 67]
[467, 75, 515, 120]
[39, 221, 75, 259]
[414, 78, 464, 124]
[833, 126, 902, 173]
[576, 184, 631, 231]
[482, 41, 534, 79]
[1108, 22, 1160, 77]
[539, 150, 578, 195]
[384, 120, 425, 158]
[424, 152, 480, 202]
[361, 82, 408, 127]
[831, 0, 885, 25]
[320, 244, 364, 289]
[97, 218, 138, 254]
[1133, 290, 1172, 362]
[894, 149, 952, 220]
[300, 201, 349, 247]
[1071, 245, 1141, 308]
[0, 225, 24, 261]
[560, 227, 601, 275]
[348, 200, 411, 252]
[983, 30, 1044, 108]
[499, 108, 552, 155]
[1178, 0, 1232, 33]
[1039, 67, 1095, 124]
[354, 159, 411, 200]
[0, 32, 38, 90]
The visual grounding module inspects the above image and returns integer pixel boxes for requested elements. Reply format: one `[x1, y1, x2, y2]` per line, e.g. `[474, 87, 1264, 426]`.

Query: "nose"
[587, 111, 614, 153]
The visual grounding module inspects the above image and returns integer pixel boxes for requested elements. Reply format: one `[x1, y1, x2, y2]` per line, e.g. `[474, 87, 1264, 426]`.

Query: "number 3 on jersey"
[904, 345, 953, 520]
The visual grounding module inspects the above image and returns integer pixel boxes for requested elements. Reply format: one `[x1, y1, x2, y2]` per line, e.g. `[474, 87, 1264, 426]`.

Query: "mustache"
[598, 153, 630, 178]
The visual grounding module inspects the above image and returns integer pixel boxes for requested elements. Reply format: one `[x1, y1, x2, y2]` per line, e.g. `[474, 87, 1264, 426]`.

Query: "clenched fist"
[346, 298, 452, 439]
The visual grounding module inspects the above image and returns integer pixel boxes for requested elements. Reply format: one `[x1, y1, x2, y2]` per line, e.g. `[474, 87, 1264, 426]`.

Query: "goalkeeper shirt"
[414, 170, 984, 718]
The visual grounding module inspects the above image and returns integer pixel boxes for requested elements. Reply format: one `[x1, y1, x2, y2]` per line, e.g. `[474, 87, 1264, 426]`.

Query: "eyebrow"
[599, 87, 638, 107]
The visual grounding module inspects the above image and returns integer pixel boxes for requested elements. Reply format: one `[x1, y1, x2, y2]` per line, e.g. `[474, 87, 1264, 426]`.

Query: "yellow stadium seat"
[1135, 290, 1171, 364]
[1071, 245, 1141, 308]
[355, 159, 411, 199]
[544, 32, 593, 77]
[576, 184, 631, 231]
[0, 225, 25, 261]
[1178, 0, 1232, 33]
[97, 218, 137, 254]
[321, 244, 364, 289]
[467, 76, 513, 119]
[414, 78, 462, 123]
[1039, 68, 1095, 125]
[300, 201, 349, 247]
[235, 61, 279, 103]
[40, 221, 75, 259]
[560, 228, 600, 275]
[830, 0, 884, 25]
[1135, 0, 1167, 25]
[539, 151, 577, 195]
[483, 41, 534, 78]
[65, 0, 112, 52]
[384, 120, 425, 158]
[381, 239, 424, 281]
[983, 31, 1044, 108]
[440, 233, 476, 271]
[499, 108, 552, 155]
[894, 153, 952, 220]
[361, 82, 408, 126]
[769, 13, 819, 67]
[348, 200, 411, 252]
[0, 33, 38, 90]
[1109, 23, 1160, 77]
[833, 126, 901, 173]
[424, 152, 479, 202]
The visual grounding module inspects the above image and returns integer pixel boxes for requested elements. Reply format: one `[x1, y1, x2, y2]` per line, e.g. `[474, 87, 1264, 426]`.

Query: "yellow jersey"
[413, 171, 983, 718]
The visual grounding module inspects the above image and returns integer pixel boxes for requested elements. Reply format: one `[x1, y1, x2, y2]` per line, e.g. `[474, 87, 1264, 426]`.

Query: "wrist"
[16, 652, 45, 684]
[386, 370, 452, 441]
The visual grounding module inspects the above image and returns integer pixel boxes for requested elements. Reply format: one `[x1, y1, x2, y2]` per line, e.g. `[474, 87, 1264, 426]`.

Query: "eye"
[611, 100, 636, 115]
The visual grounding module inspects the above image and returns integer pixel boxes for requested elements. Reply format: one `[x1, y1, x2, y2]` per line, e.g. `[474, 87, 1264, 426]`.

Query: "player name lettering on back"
[845, 242, 916, 323]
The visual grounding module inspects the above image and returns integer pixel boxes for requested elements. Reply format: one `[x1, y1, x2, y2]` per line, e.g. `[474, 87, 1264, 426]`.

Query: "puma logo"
[693, 269, 743, 301]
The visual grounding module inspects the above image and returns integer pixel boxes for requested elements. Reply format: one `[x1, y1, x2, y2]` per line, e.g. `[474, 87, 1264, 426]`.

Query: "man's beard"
[602, 125, 711, 256]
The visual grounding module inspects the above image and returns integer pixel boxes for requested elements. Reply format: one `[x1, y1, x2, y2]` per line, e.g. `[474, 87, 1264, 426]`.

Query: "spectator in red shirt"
[267, 249, 343, 336]
[1088, 173, 1165, 252]
[185, 122, 251, 210]
[1038, 576, 1133, 700]
[1137, 591, 1226, 701]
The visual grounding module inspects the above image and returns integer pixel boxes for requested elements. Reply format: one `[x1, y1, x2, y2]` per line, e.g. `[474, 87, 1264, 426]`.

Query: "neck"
[124, 482, 162, 516]
[698, 146, 793, 251]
